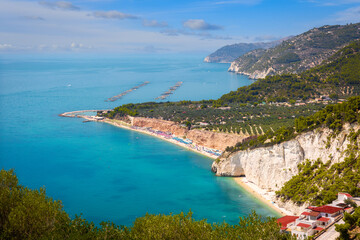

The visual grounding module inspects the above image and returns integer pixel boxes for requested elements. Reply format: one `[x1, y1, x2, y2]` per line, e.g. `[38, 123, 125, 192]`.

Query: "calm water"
[0, 54, 279, 225]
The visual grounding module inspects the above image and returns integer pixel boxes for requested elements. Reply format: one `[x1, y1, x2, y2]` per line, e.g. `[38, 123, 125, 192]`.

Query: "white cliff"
[212, 123, 359, 192]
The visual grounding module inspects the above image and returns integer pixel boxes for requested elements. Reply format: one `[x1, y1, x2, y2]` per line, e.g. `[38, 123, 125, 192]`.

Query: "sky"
[1, 0, 360, 54]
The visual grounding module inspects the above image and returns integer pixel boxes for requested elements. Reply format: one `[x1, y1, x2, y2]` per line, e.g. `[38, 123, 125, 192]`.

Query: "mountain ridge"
[229, 23, 360, 79]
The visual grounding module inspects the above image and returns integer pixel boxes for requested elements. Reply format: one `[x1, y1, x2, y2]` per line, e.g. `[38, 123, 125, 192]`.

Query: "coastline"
[233, 177, 292, 216]
[60, 111, 218, 159]
[103, 118, 218, 159]
[60, 110, 289, 217]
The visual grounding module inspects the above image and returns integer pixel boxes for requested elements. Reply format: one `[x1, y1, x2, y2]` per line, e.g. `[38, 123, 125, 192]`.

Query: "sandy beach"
[60, 110, 289, 217]
[233, 177, 292, 216]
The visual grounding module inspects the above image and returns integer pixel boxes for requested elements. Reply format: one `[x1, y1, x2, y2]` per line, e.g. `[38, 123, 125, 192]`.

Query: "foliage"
[335, 207, 360, 240]
[227, 96, 360, 152]
[0, 169, 294, 240]
[220, 39, 360, 104]
[276, 128, 360, 206]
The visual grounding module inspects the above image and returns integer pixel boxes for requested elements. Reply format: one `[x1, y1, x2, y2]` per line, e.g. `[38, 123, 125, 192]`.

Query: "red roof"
[280, 226, 287, 230]
[317, 217, 330, 222]
[277, 216, 299, 227]
[311, 205, 343, 214]
[315, 227, 324, 231]
[297, 223, 311, 228]
[339, 193, 353, 198]
[301, 212, 311, 216]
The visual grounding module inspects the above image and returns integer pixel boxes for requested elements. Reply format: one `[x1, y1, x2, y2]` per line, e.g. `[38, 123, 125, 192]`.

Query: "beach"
[233, 177, 292, 216]
[60, 111, 220, 159]
[60, 110, 289, 217]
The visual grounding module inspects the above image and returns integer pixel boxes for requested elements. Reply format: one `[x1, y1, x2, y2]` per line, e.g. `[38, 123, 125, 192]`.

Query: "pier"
[155, 81, 183, 100]
[59, 110, 111, 118]
[106, 81, 150, 102]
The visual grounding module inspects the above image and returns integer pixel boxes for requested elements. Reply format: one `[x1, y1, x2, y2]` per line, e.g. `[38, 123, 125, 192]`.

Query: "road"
[317, 219, 343, 240]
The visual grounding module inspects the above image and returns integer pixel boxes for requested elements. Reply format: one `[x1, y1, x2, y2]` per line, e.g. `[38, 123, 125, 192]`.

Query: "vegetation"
[204, 41, 279, 63]
[335, 207, 360, 240]
[227, 96, 360, 152]
[220, 39, 360, 104]
[103, 40, 360, 142]
[275, 128, 360, 206]
[1, 169, 295, 240]
[231, 23, 360, 78]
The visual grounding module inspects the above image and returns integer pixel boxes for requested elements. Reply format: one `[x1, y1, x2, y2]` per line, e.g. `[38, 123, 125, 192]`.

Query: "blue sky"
[1, 0, 360, 53]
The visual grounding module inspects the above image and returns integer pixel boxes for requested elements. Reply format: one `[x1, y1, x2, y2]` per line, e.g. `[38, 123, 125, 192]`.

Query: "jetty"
[155, 81, 183, 100]
[59, 110, 111, 118]
[106, 81, 150, 102]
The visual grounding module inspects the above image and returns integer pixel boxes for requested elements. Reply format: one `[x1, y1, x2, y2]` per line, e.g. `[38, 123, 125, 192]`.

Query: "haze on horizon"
[1, 0, 360, 54]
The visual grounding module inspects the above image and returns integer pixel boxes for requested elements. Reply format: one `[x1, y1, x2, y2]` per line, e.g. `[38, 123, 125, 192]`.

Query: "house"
[277, 192, 355, 239]
[308, 205, 343, 219]
[277, 216, 299, 232]
[291, 222, 316, 239]
[338, 192, 353, 202]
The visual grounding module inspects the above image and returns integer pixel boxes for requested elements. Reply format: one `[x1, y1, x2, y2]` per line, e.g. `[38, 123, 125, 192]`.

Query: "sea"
[0, 53, 280, 226]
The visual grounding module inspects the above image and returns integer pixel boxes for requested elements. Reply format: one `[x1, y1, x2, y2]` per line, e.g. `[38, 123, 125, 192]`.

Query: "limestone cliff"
[212, 123, 359, 191]
[130, 117, 248, 151]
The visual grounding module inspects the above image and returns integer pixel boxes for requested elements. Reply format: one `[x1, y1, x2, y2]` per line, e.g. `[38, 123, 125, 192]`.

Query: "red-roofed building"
[338, 192, 353, 201]
[297, 223, 311, 228]
[311, 205, 343, 218]
[317, 217, 331, 227]
[292, 221, 316, 239]
[277, 216, 299, 228]
[301, 212, 310, 216]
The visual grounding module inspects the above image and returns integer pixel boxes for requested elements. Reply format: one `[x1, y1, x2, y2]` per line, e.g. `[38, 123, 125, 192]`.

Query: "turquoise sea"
[0, 54, 280, 225]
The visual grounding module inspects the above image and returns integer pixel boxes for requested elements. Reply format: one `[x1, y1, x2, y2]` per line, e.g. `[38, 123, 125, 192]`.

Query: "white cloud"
[0, 0, 236, 53]
[336, 6, 360, 22]
[183, 19, 222, 31]
[91, 10, 138, 20]
[39, 1, 80, 11]
[142, 20, 168, 28]
[0, 43, 13, 49]
[161, 28, 231, 40]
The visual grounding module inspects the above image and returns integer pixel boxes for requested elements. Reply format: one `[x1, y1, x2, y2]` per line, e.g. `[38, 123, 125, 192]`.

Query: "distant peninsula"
[229, 23, 360, 79]
[203, 40, 282, 63]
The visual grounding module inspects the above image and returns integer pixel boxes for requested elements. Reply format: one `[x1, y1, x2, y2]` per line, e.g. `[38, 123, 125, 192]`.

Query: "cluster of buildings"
[277, 193, 357, 239]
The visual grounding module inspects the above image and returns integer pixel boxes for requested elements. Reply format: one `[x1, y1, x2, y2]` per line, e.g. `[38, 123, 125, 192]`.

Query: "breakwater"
[155, 81, 183, 100]
[106, 81, 150, 102]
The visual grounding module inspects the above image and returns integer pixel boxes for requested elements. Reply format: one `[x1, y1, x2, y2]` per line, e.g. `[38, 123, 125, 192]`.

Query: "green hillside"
[103, 40, 360, 138]
[229, 23, 360, 78]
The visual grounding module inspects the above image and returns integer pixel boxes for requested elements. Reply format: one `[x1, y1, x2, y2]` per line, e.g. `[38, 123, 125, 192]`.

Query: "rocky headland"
[212, 123, 360, 214]
[228, 23, 360, 78]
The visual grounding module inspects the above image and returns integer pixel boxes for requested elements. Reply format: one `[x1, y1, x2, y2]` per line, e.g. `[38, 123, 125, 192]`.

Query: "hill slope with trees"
[229, 23, 360, 78]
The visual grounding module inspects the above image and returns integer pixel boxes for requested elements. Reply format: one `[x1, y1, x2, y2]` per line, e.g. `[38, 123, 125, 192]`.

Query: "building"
[278, 192, 354, 239]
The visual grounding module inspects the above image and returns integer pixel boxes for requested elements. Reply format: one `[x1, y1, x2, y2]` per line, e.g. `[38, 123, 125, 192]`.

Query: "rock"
[131, 117, 249, 151]
[212, 123, 359, 191]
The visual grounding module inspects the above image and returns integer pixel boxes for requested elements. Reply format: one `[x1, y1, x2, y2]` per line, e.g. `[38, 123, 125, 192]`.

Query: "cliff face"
[130, 117, 248, 151]
[228, 23, 360, 78]
[212, 124, 359, 191]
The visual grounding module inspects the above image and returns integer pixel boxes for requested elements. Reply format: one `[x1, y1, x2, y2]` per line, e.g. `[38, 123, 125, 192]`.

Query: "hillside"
[229, 23, 360, 78]
[204, 41, 281, 63]
[102, 40, 360, 139]
[220, 39, 360, 104]
[212, 97, 360, 212]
